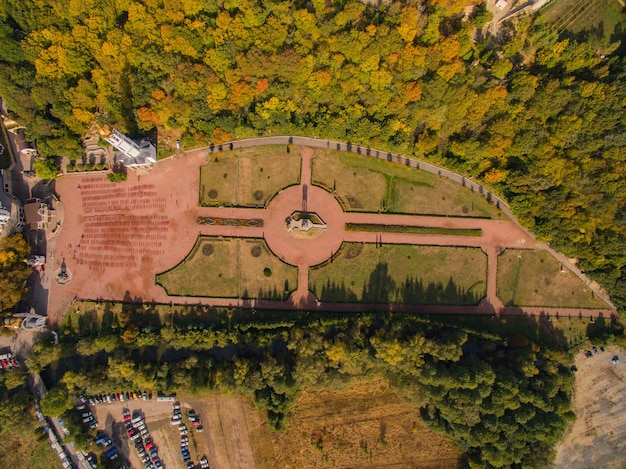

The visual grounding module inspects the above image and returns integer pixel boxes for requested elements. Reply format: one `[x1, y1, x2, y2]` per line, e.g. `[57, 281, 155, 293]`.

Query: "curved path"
[47, 140, 615, 322]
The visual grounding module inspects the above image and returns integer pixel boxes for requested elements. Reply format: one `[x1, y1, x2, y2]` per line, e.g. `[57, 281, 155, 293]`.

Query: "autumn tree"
[0, 235, 31, 314]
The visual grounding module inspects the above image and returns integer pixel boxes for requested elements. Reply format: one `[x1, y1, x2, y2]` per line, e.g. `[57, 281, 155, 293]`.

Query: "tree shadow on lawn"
[314, 263, 483, 305]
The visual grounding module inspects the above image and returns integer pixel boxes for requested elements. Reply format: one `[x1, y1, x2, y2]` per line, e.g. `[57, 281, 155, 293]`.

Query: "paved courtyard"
[47, 146, 615, 323]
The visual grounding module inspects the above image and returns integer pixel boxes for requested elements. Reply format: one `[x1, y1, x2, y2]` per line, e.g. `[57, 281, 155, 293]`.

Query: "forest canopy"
[32, 306, 588, 468]
[0, 0, 626, 309]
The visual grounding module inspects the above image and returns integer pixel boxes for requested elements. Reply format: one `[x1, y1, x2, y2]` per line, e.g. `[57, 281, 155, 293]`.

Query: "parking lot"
[90, 398, 212, 468]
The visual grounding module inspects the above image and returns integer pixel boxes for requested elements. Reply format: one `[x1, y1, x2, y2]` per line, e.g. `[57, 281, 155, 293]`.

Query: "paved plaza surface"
[47, 146, 615, 324]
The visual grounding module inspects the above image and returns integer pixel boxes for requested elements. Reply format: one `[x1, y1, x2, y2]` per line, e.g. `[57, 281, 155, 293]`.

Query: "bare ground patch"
[556, 345, 626, 468]
[271, 380, 460, 469]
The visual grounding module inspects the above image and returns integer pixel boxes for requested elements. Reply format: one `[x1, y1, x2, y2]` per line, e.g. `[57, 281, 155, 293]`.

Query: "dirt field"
[556, 345, 626, 468]
[269, 379, 460, 469]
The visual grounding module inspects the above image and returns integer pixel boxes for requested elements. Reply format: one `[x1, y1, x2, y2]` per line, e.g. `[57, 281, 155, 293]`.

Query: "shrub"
[107, 171, 127, 183]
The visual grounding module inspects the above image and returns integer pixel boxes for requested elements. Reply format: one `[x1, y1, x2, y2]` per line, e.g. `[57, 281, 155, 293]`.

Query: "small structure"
[285, 211, 327, 238]
[98, 125, 156, 170]
[19, 148, 36, 174]
[24, 198, 53, 231]
[496, 0, 508, 9]
[0, 168, 25, 237]
[0, 206, 9, 230]
[21, 314, 47, 330]
[26, 255, 45, 267]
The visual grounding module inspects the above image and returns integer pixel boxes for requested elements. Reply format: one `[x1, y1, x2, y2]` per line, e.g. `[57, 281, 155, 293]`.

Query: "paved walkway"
[47, 143, 615, 323]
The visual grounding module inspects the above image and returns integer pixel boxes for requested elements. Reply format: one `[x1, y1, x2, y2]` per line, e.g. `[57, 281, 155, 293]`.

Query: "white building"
[98, 125, 157, 169]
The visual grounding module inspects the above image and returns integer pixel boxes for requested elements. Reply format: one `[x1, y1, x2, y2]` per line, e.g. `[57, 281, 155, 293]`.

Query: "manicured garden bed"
[199, 145, 300, 207]
[156, 236, 297, 300]
[345, 223, 482, 237]
[311, 149, 502, 218]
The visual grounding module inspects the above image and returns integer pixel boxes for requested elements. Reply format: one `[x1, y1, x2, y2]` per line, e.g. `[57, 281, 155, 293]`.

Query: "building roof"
[24, 198, 50, 231]
[116, 138, 157, 167]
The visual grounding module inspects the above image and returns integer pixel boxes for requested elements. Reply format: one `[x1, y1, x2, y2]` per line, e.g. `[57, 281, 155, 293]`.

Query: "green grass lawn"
[497, 249, 609, 309]
[0, 431, 63, 469]
[540, 0, 624, 51]
[345, 223, 482, 236]
[311, 149, 502, 218]
[309, 243, 487, 304]
[156, 236, 297, 300]
[199, 145, 301, 207]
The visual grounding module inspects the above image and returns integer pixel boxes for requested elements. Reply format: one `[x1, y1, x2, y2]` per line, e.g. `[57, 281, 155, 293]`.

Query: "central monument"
[285, 211, 327, 239]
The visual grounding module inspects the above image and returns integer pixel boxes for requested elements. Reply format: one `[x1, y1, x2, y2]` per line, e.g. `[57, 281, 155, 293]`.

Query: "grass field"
[0, 430, 63, 469]
[310, 243, 487, 304]
[270, 379, 460, 469]
[156, 236, 297, 300]
[541, 0, 624, 48]
[312, 149, 502, 218]
[199, 146, 300, 207]
[497, 249, 609, 309]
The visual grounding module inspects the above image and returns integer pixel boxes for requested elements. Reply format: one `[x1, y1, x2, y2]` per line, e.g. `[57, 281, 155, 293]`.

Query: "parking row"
[94, 430, 119, 463]
[87, 390, 152, 405]
[171, 402, 208, 469]
[75, 403, 98, 429]
[124, 408, 163, 469]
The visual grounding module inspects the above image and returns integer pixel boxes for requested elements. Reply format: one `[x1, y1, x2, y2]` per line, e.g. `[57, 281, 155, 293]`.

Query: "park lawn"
[199, 145, 300, 207]
[497, 249, 609, 309]
[199, 155, 239, 206]
[156, 237, 297, 300]
[312, 149, 501, 218]
[390, 177, 501, 218]
[239, 239, 297, 299]
[157, 237, 238, 297]
[309, 243, 486, 304]
[311, 149, 387, 211]
[540, 0, 623, 49]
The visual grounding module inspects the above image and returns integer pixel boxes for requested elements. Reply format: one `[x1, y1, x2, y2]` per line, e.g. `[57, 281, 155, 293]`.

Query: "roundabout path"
[47, 142, 615, 323]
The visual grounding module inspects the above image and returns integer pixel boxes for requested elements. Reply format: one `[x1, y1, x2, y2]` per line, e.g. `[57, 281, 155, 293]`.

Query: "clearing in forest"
[556, 345, 626, 469]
